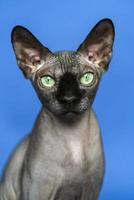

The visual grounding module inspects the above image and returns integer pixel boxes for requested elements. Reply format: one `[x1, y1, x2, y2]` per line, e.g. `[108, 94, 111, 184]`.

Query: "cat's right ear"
[11, 26, 52, 78]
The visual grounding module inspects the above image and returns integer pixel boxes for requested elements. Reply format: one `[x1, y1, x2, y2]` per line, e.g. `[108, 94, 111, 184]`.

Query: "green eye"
[80, 72, 94, 86]
[40, 75, 55, 88]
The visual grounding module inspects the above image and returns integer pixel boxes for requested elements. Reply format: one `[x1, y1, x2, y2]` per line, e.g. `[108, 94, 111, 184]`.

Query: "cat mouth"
[55, 108, 86, 123]
[60, 110, 82, 120]
[62, 111, 78, 116]
[59, 106, 86, 117]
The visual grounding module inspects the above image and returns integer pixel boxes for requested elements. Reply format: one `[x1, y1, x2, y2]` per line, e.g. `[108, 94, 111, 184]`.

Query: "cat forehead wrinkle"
[42, 56, 59, 67]
[54, 51, 80, 74]
[38, 52, 76, 70]
[54, 50, 76, 56]
[54, 51, 76, 63]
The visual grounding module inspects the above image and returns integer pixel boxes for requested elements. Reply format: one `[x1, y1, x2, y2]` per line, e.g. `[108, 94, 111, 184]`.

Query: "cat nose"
[60, 95, 80, 104]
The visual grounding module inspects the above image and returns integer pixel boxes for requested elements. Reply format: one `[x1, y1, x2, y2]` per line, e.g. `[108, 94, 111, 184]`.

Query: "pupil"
[86, 75, 89, 81]
[47, 77, 50, 83]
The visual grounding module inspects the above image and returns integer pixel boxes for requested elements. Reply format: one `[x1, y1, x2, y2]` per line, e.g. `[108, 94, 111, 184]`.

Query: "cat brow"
[77, 54, 105, 73]
[17, 60, 45, 73]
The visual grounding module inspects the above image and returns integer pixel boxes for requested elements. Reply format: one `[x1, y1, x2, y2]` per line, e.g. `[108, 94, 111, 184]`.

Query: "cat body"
[0, 19, 115, 200]
[0, 108, 104, 200]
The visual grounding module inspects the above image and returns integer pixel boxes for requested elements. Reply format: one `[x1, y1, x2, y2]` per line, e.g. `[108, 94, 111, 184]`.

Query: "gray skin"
[0, 19, 114, 200]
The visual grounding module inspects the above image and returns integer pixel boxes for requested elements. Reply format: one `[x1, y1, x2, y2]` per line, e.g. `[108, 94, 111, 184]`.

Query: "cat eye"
[80, 72, 94, 86]
[40, 75, 55, 88]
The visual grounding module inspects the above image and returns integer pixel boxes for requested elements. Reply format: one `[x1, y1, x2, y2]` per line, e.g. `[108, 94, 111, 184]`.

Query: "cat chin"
[58, 113, 80, 123]
[55, 110, 87, 124]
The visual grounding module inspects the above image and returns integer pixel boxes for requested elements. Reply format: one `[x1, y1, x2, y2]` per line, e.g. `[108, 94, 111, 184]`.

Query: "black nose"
[60, 95, 80, 104]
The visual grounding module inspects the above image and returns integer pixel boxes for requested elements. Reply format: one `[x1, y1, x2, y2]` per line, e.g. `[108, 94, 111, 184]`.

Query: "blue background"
[0, 0, 133, 199]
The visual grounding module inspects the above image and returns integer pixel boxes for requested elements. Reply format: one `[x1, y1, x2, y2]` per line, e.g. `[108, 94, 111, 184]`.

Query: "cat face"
[32, 51, 101, 120]
[11, 19, 115, 122]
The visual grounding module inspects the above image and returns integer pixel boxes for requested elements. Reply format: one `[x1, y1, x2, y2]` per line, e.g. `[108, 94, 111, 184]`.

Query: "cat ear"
[11, 26, 52, 78]
[77, 19, 115, 71]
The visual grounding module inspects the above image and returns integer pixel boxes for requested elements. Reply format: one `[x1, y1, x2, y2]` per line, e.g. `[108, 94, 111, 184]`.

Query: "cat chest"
[31, 133, 88, 185]
[60, 137, 87, 181]
[67, 138, 84, 165]
[54, 138, 87, 199]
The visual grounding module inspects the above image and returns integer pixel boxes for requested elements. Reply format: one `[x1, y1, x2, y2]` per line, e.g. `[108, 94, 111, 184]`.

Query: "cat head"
[11, 19, 115, 123]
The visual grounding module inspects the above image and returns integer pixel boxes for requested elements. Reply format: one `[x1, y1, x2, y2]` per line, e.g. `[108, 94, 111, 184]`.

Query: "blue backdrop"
[0, 0, 133, 199]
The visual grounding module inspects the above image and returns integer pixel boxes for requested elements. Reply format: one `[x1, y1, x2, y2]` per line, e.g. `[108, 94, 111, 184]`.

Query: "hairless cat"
[0, 19, 115, 200]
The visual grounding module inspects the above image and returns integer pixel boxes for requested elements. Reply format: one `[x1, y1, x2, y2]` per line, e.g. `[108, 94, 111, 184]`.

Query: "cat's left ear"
[11, 26, 52, 78]
[77, 19, 115, 71]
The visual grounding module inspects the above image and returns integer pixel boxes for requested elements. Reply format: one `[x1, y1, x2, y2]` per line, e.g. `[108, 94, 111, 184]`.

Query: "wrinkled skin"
[0, 18, 114, 200]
